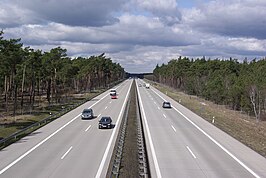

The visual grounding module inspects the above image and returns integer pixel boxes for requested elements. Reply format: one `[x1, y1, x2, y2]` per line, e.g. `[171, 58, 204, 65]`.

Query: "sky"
[1, 0, 266, 73]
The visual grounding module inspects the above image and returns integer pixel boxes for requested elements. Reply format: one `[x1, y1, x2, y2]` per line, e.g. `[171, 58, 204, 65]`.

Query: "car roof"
[100, 116, 111, 120]
[83, 108, 92, 112]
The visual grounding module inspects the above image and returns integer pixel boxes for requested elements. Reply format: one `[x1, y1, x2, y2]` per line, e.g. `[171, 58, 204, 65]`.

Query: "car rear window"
[83, 109, 91, 113]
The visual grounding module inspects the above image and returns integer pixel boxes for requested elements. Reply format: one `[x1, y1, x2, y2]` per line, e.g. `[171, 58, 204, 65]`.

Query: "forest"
[0, 31, 125, 117]
[153, 56, 266, 122]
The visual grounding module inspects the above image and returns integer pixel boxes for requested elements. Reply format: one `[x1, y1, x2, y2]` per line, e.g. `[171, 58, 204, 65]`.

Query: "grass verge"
[0, 90, 103, 141]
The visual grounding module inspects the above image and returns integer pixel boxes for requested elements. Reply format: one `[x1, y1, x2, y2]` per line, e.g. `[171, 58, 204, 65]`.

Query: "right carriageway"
[136, 79, 266, 178]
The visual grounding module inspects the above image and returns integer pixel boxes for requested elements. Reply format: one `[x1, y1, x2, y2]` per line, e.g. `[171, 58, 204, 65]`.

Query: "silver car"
[162, 102, 171, 108]
[81, 108, 94, 119]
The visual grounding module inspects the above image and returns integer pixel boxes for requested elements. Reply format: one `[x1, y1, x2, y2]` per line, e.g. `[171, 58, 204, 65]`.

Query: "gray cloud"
[0, 1, 42, 28]
[2, 0, 266, 73]
[1, 0, 126, 27]
[4, 15, 199, 47]
[130, 0, 182, 26]
[184, 0, 266, 39]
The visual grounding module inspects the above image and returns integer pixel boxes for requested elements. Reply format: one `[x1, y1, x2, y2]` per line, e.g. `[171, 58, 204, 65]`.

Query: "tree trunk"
[29, 72, 36, 114]
[21, 65, 26, 114]
[4, 75, 8, 112]
[249, 85, 260, 122]
[47, 78, 51, 105]
[13, 82, 17, 116]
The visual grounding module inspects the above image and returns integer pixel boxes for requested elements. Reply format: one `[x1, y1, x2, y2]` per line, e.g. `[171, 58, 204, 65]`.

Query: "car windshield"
[164, 102, 170, 106]
[101, 117, 110, 122]
[83, 109, 91, 113]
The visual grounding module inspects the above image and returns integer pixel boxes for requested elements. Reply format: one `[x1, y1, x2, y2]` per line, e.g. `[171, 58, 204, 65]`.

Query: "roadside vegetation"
[150, 56, 266, 122]
[146, 56, 266, 157]
[0, 31, 125, 140]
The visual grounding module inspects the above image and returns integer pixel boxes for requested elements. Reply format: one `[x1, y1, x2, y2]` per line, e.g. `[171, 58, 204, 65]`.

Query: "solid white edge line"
[151, 87, 261, 178]
[186, 146, 196, 159]
[0, 83, 119, 175]
[0, 115, 79, 175]
[95, 80, 133, 178]
[61, 146, 73, 160]
[85, 125, 91, 132]
[137, 83, 162, 178]
[171, 125, 176, 132]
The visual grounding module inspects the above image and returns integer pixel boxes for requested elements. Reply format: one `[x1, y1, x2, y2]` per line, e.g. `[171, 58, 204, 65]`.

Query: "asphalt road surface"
[137, 79, 266, 178]
[1, 78, 266, 178]
[0, 79, 133, 178]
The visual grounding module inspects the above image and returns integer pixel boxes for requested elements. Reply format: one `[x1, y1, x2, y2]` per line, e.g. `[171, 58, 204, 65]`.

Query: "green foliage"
[153, 56, 266, 119]
[0, 31, 125, 115]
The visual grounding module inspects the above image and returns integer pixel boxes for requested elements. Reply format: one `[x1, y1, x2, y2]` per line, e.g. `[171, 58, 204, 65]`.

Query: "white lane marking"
[137, 84, 162, 178]
[163, 114, 166, 118]
[61, 146, 73, 160]
[105, 106, 108, 110]
[95, 80, 133, 178]
[0, 115, 79, 175]
[85, 125, 91, 132]
[154, 101, 156, 104]
[171, 125, 176, 132]
[98, 114, 101, 118]
[186, 146, 196, 159]
[0, 84, 118, 175]
[151, 88, 261, 178]
[109, 101, 112, 104]
[157, 106, 161, 110]
[151, 98, 153, 100]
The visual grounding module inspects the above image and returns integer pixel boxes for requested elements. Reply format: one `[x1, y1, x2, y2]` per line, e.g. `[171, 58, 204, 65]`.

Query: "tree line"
[0, 31, 125, 116]
[153, 56, 266, 122]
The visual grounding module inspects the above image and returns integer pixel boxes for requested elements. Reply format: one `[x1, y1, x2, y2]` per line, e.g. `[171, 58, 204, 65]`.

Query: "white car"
[110, 89, 116, 95]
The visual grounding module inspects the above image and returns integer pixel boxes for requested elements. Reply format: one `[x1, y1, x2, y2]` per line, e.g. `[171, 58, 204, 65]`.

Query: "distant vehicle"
[81, 108, 94, 119]
[145, 83, 150, 88]
[111, 93, 117, 99]
[110, 89, 116, 96]
[99, 116, 112, 129]
[138, 83, 142, 87]
[162, 101, 171, 108]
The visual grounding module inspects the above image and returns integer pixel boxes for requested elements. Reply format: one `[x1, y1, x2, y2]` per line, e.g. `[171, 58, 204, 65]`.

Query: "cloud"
[4, 14, 199, 47]
[1, 0, 126, 27]
[184, 0, 266, 39]
[1, 0, 266, 73]
[130, 0, 182, 26]
[0, 1, 41, 28]
[109, 45, 182, 73]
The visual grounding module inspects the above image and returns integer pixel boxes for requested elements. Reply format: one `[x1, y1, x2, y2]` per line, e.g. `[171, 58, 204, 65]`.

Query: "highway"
[136, 79, 266, 178]
[0, 80, 133, 178]
[1, 78, 266, 178]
